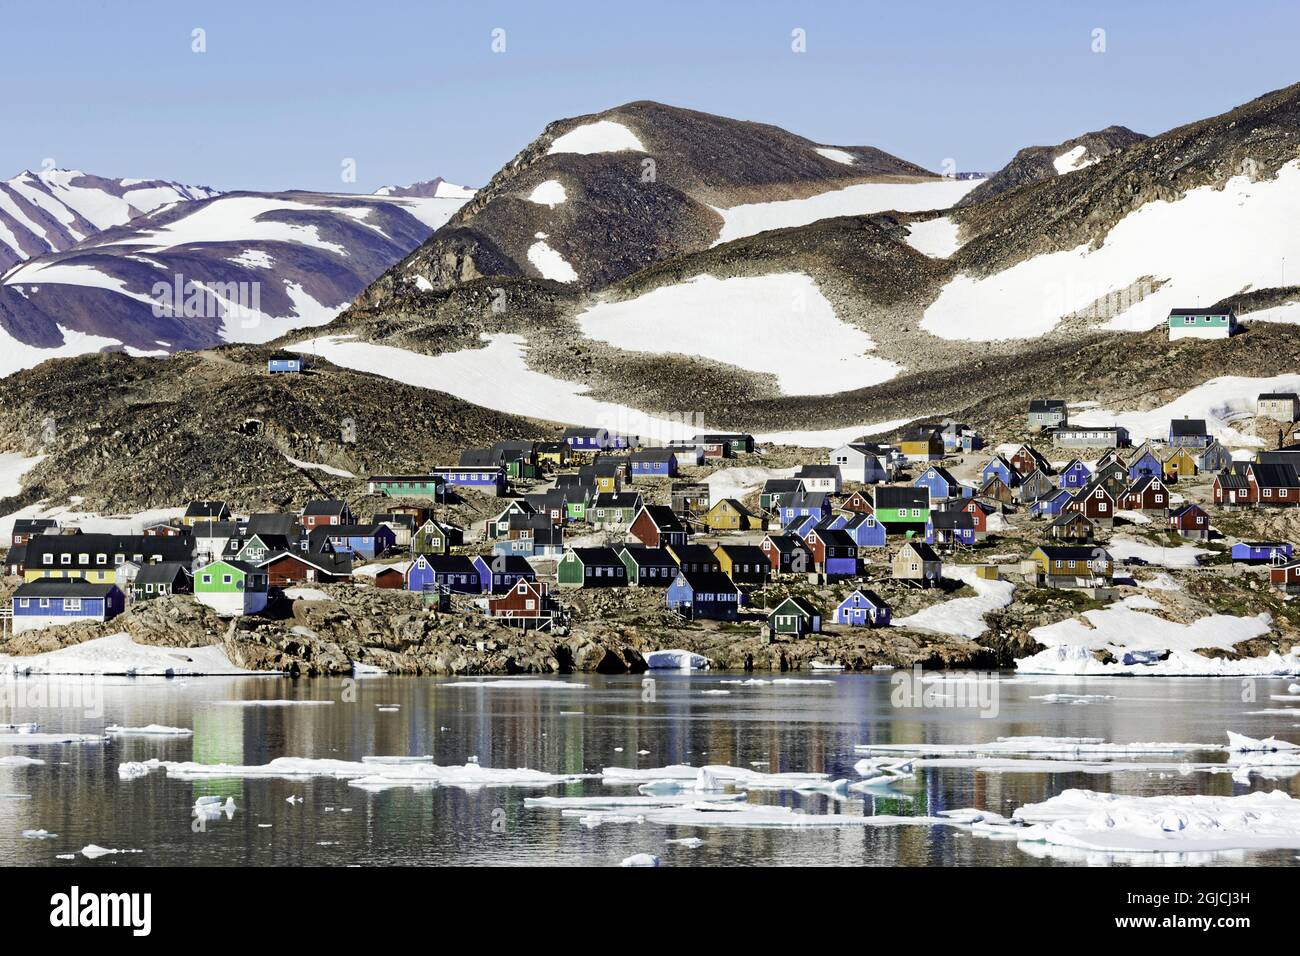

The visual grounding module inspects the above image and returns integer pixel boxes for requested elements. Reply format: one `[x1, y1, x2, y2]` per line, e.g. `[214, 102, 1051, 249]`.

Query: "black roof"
[1250, 463, 1300, 488]
[302, 500, 349, 516]
[134, 562, 190, 585]
[630, 447, 677, 462]
[1169, 307, 1233, 316]
[902, 541, 940, 562]
[875, 486, 929, 508]
[619, 546, 679, 568]
[14, 577, 119, 598]
[24, 533, 192, 564]
[1028, 399, 1067, 412]
[183, 500, 228, 518]
[1170, 418, 1208, 437]
[795, 465, 839, 478]
[639, 504, 685, 531]
[246, 513, 298, 537]
[1037, 545, 1110, 560]
[566, 547, 624, 566]
[674, 570, 740, 594]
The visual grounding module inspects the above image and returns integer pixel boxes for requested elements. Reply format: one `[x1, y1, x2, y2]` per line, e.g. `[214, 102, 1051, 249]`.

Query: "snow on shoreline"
[1, 633, 262, 677]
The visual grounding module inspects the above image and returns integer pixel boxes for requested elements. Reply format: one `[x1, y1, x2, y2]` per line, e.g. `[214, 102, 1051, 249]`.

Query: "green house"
[413, 519, 461, 555]
[873, 486, 930, 533]
[1167, 308, 1236, 341]
[367, 475, 446, 499]
[194, 560, 268, 617]
[767, 596, 821, 637]
[557, 547, 627, 588]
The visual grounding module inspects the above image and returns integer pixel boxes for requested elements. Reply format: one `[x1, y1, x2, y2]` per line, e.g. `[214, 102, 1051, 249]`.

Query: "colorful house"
[366, 475, 447, 499]
[488, 579, 556, 630]
[591, 492, 643, 530]
[668, 543, 723, 575]
[1231, 542, 1293, 564]
[1027, 399, 1068, 430]
[629, 505, 688, 549]
[760, 534, 813, 575]
[834, 589, 890, 627]
[618, 546, 681, 587]
[1048, 511, 1095, 542]
[22, 533, 193, 586]
[704, 498, 763, 532]
[672, 482, 713, 516]
[267, 354, 304, 373]
[1167, 307, 1236, 341]
[841, 512, 887, 549]
[406, 554, 479, 594]
[873, 486, 930, 534]
[980, 455, 1017, 488]
[1016, 469, 1056, 503]
[803, 528, 858, 578]
[431, 465, 507, 496]
[713, 544, 771, 587]
[898, 429, 944, 462]
[1009, 445, 1051, 477]
[1059, 459, 1092, 489]
[412, 520, 462, 556]
[11, 579, 125, 633]
[1028, 546, 1113, 589]
[1269, 562, 1300, 595]
[666, 570, 741, 620]
[759, 479, 805, 513]
[892, 541, 942, 585]
[927, 509, 977, 547]
[1126, 449, 1162, 481]
[1028, 488, 1072, 518]
[767, 597, 822, 637]
[1117, 475, 1170, 514]
[1168, 504, 1210, 541]
[914, 465, 966, 501]
[780, 492, 832, 528]
[130, 562, 190, 602]
[301, 500, 354, 529]
[1169, 418, 1211, 449]
[629, 448, 679, 478]
[557, 547, 627, 587]
[1163, 447, 1199, 481]
[194, 560, 268, 616]
[1197, 441, 1233, 473]
[309, 524, 396, 561]
[472, 554, 537, 594]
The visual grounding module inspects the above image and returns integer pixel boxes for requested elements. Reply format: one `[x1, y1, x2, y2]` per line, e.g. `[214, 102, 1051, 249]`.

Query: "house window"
[65, 598, 81, 611]
[60, 554, 71, 565]
[39, 598, 49, 608]
[42, 555, 52, 565]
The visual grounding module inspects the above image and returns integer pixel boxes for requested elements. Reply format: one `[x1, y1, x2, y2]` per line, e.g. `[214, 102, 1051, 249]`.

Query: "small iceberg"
[645, 650, 709, 670]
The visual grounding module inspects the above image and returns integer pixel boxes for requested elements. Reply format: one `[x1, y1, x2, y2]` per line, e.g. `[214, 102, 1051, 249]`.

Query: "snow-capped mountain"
[0, 169, 219, 273]
[0, 185, 471, 376]
[357, 100, 947, 303]
[375, 177, 476, 200]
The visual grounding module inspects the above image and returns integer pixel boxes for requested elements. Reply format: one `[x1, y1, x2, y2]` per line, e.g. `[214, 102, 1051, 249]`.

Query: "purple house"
[472, 554, 537, 594]
[842, 513, 887, 549]
[1231, 542, 1293, 564]
[1127, 450, 1162, 481]
[1060, 459, 1092, 489]
[834, 589, 890, 627]
[407, 554, 481, 593]
[914, 465, 968, 501]
[781, 492, 831, 528]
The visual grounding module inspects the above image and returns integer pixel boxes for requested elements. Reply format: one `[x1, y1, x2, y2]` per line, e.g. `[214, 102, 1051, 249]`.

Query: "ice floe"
[105, 724, 193, 736]
[1, 633, 258, 676]
[644, 650, 709, 670]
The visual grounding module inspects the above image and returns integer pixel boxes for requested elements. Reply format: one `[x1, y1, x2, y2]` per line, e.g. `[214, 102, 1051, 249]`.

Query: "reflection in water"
[0, 672, 1297, 866]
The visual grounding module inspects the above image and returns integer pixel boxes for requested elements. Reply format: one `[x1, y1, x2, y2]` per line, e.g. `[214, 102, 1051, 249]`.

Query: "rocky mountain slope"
[357, 99, 940, 300]
[954, 126, 1147, 208]
[0, 184, 471, 376]
[0, 168, 218, 272]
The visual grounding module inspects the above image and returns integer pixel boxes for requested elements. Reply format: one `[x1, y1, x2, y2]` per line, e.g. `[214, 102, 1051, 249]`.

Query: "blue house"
[406, 555, 481, 594]
[666, 570, 741, 621]
[1028, 488, 1073, 518]
[12, 579, 125, 634]
[562, 427, 636, 451]
[915, 465, 968, 501]
[1169, 418, 1211, 449]
[1127, 450, 1162, 481]
[981, 455, 1017, 488]
[781, 492, 832, 529]
[842, 513, 887, 549]
[472, 554, 537, 594]
[629, 448, 678, 478]
[1231, 542, 1294, 564]
[812, 513, 848, 533]
[432, 465, 507, 496]
[1060, 459, 1092, 490]
[834, 589, 890, 627]
[310, 523, 396, 561]
[267, 354, 304, 374]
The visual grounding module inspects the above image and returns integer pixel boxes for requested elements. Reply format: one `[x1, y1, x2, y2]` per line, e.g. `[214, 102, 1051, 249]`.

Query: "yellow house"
[536, 442, 570, 467]
[704, 498, 763, 531]
[22, 534, 191, 585]
[1163, 447, 1199, 481]
[1028, 546, 1113, 588]
[712, 543, 771, 585]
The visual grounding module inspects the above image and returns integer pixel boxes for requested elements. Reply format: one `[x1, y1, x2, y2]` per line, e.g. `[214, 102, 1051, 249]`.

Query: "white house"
[829, 444, 890, 484]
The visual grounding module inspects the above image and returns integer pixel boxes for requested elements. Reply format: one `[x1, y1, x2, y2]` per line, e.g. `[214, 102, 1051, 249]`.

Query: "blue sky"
[3, 0, 1296, 193]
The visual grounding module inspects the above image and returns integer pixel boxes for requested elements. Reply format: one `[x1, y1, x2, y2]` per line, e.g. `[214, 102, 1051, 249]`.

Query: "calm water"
[2, 671, 1298, 867]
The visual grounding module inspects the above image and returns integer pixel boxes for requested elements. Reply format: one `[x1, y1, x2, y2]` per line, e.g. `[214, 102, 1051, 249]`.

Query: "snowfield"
[922, 160, 1300, 341]
[1069, 372, 1300, 447]
[526, 239, 578, 282]
[813, 147, 856, 165]
[1052, 145, 1097, 175]
[576, 273, 900, 396]
[548, 120, 646, 155]
[891, 565, 1015, 638]
[904, 216, 963, 258]
[527, 180, 567, 207]
[712, 177, 982, 246]
[1, 633, 260, 676]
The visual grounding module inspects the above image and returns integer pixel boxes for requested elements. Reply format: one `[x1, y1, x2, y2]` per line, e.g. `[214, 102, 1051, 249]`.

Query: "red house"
[1065, 483, 1115, 526]
[1010, 444, 1050, 477]
[1168, 503, 1210, 541]
[1117, 475, 1169, 513]
[488, 579, 556, 629]
[840, 491, 874, 515]
[1270, 562, 1300, 594]
[629, 505, 688, 549]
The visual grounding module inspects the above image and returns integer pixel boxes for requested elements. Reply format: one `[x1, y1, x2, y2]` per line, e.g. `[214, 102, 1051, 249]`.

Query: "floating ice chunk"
[666, 837, 705, 849]
[994, 788, 1300, 853]
[81, 844, 143, 859]
[117, 759, 160, 780]
[22, 828, 57, 839]
[193, 796, 236, 820]
[351, 660, 385, 677]
[855, 736, 1218, 758]
[1226, 731, 1299, 752]
[106, 724, 193, 736]
[0, 755, 45, 767]
[620, 853, 660, 867]
[0, 731, 107, 745]
[524, 792, 746, 810]
[361, 755, 433, 764]
[606, 764, 832, 792]
[346, 762, 598, 791]
[447, 679, 583, 689]
[644, 650, 709, 670]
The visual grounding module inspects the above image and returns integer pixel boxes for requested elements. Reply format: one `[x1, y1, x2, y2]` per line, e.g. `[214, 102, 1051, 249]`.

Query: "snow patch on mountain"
[527, 180, 567, 208]
[527, 239, 578, 282]
[712, 177, 982, 246]
[575, 272, 901, 396]
[924, 160, 1300, 341]
[904, 216, 963, 258]
[814, 147, 856, 166]
[548, 120, 646, 155]
[1052, 144, 1098, 174]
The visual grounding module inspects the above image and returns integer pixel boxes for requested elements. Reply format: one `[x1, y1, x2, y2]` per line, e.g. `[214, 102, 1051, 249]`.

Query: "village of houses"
[6, 335, 1300, 672]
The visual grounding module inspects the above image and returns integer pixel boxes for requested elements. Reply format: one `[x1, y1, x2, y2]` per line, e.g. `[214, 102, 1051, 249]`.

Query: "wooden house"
[671, 482, 712, 516]
[618, 546, 681, 587]
[412, 519, 462, 555]
[1247, 463, 1300, 506]
[407, 554, 479, 594]
[704, 498, 763, 532]
[892, 541, 942, 586]
[431, 465, 507, 497]
[981, 455, 1017, 488]
[873, 486, 930, 534]
[1167, 307, 1236, 340]
[488, 579, 556, 629]
[1167, 503, 1210, 541]
[194, 560, 268, 616]
[780, 491, 831, 528]
[1016, 469, 1056, 504]
[668, 543, 722, 575]
[1270, 562, 1300, 595]
[1009, 444, 1051, 477]
[1054, 426, 1129, 449]
[1168, 418, 1211, 449]
[978, 476, 1016, 505]
[804, 528, 858, 578]
[915, 465, 966, 501]
[1127, 448, 1163, 481]
[1028, 488, 1072, 518]
[12, 579, 125, 633]
[713, 544, 772, 587]
[927, 508, 977, 547]
[258, 547, 352, 587]
[1027, 399, 1068, 431]
[1163, 447, 1199, 481]
[1258, 392, 1300, 421]
[536, 441, 570, 467]
[666, 570, 741, 620]
[366, 475, 446, 499]
[1117, 475, 1170, 514]
[840, 490, 874, 515]
[472, 554, 537, 594]
[591, 491, 643, 530]
[629, 448, 679, 479]
[841, 512, 887, 549]
[830, 444, 889, 484]
[794, 465, 841, 494]
[1064, 481, 1116, 527]
[760, 534, 813, 575]
[487, 500, 536, 539]
[834, 589, 890, 627]
[767, 597, 821, 638]
[557, 547, 627, 587]
[1230, 542, 1293, 564]
[1048, 511, 1094, 542]
[898, 429, 944, 462]
[183, 500, 230, 527]
[301, 500, 354, 529]
[1028, 546, 1113, 589]
[130, 562, 190, 602]
[629, 505, 688, 549]
[1059, 459, 1092, 490]
[1197, 440, 1233, 473]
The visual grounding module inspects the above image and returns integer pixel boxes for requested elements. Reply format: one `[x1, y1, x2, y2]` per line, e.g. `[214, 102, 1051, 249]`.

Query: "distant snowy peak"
[0, 188, 468, 377]
[0, 168, 219, 272]
[374, 177, 476, 200]
[956, 126, 1147, 207]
